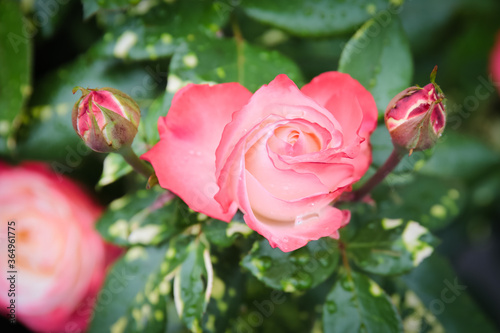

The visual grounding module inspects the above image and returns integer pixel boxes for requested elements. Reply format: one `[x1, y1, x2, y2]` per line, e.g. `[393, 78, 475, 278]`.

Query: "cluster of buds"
[385, 66, 446, 154]
[72, 87, 141, 153]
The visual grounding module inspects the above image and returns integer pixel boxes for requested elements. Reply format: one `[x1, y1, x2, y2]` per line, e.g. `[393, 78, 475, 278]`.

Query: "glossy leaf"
[89, 237, 192, 333]
[373, 174, 465, 231]
[323, 270, 403, 333]
[174, 241, 212, 333]
[0, 0, 31, 153]
[94, 0, 228, 61]
[168, 38, 304, 92]
[203, 250, 246, 333]
[241, 0, 393, 37]
[347, 219, 436, 275]
[97, 189, 198, 246]
[32, 0, 72, 39]
[370, 124, 432, 175]
[400, 254, 497, 333]
[98, 153, 133, 188]
[338, 11, 413, 115]
[241, 238, 339, 292]
[142, 92, 173, 146]
[418, 132, 500, 181]
[82, 0, 139, 19]
[202, 219, 252, 248]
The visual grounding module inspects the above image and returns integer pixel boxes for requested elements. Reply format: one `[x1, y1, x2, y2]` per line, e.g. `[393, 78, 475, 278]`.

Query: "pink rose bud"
[72, 87, 141, 153]
[384, 66, 446, 154]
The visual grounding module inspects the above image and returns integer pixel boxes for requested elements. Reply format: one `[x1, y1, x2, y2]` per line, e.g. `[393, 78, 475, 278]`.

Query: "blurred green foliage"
[1, 0, 500, 332]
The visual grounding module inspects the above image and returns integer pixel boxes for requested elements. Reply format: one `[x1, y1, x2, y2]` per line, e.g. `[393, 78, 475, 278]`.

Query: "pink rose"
[491, 31, 500, 95]
[143, 73, 378, 252]
[0, 162, 119, 332]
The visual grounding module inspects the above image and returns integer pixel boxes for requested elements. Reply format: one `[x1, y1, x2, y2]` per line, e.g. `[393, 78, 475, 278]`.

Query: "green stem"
[118, 145, 154, 179]
[339, 240, 351, 275]
[350, 146, 406, 201]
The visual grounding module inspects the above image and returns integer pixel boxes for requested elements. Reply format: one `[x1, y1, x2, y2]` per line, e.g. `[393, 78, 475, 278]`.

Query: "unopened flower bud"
[72, 87, 141, 153]
[384, 67, 446, 154]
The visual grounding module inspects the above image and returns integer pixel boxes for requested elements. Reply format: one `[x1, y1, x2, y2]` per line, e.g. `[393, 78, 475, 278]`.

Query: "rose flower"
[0, 162, 118, 332]
[144, 73, 378, 252]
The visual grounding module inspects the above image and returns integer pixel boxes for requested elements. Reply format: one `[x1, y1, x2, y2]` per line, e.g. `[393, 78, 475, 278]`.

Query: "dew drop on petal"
[295, 212, 320, 226]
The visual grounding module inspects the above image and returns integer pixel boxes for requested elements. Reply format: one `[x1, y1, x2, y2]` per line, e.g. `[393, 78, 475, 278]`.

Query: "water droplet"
[326, 300, 337, 313]
[290, 271, 313, 290]
[295, 212, 319, 226]
[282, 271, 313, 291]
[282, 236, 289, 243]
[290, 252, 309, 265]
[195, 151, 202, 156]
[185, 305, 198, 316]
[318, 256, 330, 267]
[341, 277, 354, 291]
[358, 323, 367, 333]
[188, 150, 194, 155]
[252, 256, 272, 271]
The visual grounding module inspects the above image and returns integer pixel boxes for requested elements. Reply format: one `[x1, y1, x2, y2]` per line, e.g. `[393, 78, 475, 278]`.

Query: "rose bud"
[384, 67, 446, 154]
[72, 87, 141, 153]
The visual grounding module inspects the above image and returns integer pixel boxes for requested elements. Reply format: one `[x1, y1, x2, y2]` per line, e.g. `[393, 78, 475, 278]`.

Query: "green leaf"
[400, 253, 497, 333]
[15, 53, 163, 161]
[82, 0, 139, 19]
[94, 0, 228, 61]
[32, 0, 72, 39]
[168, 37, 304, 92]
[240, 0, 393, 37]
[338, 12, 413, 115]
[241, 238, 339, 292]
[418, 132, 500, 182]
[346, 219, 436, 276]
[323, 270, 403, 333]
[203, 249, 245, 333]
[370, 124, 431, 176]
[202, 219, 248, 248]
[396, 288, 445, 333]
[174, 240, 211, 333]
[373, 174, 465, 231]
[98, 153, 133, 188]
[97, 189, 198, 246]
[0, 0, 31, 154]
[142, 92, 173, 146]
[89, 238, 192, 333]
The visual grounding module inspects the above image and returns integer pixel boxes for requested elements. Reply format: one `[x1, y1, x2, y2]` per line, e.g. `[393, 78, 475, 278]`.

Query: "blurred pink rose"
[143, 73, 378, 252]
[0, 162, 119, 332]
[491, 31, 500, 94]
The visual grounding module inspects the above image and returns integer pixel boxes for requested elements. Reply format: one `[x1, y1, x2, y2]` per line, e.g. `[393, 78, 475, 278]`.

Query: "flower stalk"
[118, 145, 155, 180]
[350, 146, 406, 201]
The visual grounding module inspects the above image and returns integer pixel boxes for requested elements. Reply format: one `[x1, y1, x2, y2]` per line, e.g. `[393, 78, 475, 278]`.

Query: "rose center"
[287, 130, 300, 145]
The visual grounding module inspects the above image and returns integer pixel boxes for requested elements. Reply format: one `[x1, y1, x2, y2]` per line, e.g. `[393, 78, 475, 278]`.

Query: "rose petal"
[142, 83, 252, 221]
[246, 131, 330, 201]
[216, 74, 342, 178]
[243, 171, 350, 252]
[301, 71, 378, 138]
